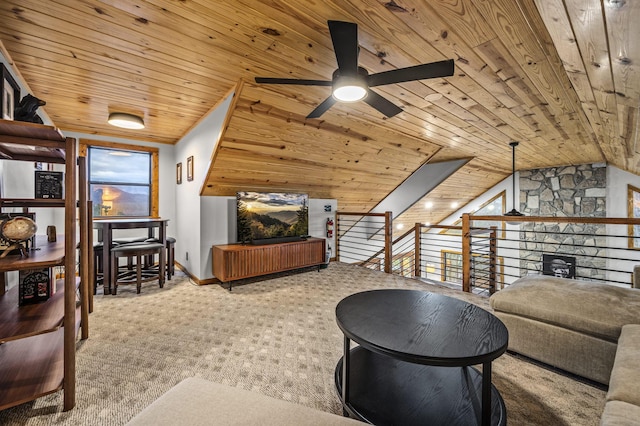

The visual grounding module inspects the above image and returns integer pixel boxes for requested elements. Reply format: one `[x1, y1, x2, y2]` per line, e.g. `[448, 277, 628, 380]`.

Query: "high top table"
[93, 218, 168, 295]
[335, 289, 508, 426]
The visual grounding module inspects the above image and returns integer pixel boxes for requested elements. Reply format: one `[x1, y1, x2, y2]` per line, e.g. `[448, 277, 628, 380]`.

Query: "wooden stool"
[166, 237, 176, 280]
[111, 242, 165, 295]
[93, 242, 104, 294]
[144, 237, 176, 280]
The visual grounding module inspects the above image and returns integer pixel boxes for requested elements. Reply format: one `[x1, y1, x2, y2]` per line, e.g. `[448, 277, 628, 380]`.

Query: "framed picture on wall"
[629, 185, 640, 249]
[1, 64, 20, 121]
[176, 162, 182, 184]
[187, 156, 194, 181]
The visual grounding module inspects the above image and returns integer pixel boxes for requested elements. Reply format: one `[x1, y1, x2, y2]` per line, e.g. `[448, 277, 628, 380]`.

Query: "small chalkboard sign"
[35, 171, 63, 199]
[19, 267, 52, 305]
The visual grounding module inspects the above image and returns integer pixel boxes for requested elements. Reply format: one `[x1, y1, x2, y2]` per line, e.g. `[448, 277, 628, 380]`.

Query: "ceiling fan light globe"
[333, 85, 367, 102]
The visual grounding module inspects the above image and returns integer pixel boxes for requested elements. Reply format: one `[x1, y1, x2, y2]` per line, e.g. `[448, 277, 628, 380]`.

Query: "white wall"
[309, 198, 337, 259]
[606, 165, 640, 286]
[175, 93, 234, 279]
[607, 165, 640, 216]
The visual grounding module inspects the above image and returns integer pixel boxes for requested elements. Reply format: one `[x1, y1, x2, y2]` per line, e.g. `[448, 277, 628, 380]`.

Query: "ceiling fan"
[255, 20, 455, 119]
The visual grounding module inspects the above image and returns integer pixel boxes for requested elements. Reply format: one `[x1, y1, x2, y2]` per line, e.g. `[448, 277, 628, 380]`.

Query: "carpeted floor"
[0, 262, 605, 425]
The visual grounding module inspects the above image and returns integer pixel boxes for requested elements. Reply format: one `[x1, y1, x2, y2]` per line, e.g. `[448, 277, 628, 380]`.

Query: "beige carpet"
[0, 262, 605, 425]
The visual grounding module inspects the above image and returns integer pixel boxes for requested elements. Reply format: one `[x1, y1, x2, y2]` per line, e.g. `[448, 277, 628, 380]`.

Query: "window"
[439, 191, 507, 238]
[81, 140, 159, 218]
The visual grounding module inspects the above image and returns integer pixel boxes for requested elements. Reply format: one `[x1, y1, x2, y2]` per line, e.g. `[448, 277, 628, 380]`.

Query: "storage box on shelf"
[0, 118, 89, 411]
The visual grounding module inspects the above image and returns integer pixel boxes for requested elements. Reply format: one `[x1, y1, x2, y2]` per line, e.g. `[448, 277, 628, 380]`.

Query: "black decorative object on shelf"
[1, 64, 20, 121]
[14, 94, 46, 124]
[19, 267, 52, 306]
[35, 170, 64, 199]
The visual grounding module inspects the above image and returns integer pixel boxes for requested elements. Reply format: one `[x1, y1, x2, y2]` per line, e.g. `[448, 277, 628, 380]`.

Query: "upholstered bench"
[490, 275, 640, 385]
[111, 242, 166, 294]
[126, 378, 361, 425]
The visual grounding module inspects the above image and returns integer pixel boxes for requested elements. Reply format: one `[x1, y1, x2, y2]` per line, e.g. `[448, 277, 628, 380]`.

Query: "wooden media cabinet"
[212, 238, 326, 289]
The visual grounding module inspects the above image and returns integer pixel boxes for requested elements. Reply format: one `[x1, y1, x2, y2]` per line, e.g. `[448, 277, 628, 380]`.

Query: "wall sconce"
[108, 112, 145, 129]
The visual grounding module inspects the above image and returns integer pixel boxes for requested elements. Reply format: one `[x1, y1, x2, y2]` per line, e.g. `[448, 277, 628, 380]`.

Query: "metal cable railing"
[336, 211, 640, 294]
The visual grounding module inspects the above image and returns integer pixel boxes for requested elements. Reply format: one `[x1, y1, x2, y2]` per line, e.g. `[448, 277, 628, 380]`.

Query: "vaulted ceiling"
[1, 0, 638, 229]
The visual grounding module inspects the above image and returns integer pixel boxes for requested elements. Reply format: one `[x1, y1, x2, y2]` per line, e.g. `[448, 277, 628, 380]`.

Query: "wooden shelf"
[0, 198, 66, 208]
[0, 238, 65, 272]
[0, 279, 74, 342]
[0, 119, 66, 164]
[0, 327, 65, 411]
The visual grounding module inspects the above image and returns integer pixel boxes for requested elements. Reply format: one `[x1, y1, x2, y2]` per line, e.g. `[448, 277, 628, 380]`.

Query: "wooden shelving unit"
[0, 118, 89, 411]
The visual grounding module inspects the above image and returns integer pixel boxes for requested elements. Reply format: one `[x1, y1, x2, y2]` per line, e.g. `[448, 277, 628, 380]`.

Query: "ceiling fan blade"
[368, 59, 455, 87]
[328, 20, 359, 73]
[306, 96, 337, 119]
[255, 77, 332, 86]
[363, 90, 403, 118]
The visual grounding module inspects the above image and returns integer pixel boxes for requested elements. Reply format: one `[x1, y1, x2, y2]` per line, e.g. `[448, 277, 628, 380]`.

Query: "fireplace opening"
[542, 254, 576, 279]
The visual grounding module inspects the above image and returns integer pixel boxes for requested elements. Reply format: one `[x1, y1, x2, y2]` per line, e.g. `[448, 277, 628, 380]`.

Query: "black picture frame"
[542, 254, 576, 279]
[1, 64, 20, 121]
[35, 170, 64, 199]
[176, 162, 182, 184]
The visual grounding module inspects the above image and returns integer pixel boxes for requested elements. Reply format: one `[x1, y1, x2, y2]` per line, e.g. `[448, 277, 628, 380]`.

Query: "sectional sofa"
[490, 275, 640, 425]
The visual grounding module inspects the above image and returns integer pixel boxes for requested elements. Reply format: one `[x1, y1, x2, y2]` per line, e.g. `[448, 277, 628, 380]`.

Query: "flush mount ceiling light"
[424, 93, 443, 102]
[108, 112, 145, 129]
[505, 141, 525, 219]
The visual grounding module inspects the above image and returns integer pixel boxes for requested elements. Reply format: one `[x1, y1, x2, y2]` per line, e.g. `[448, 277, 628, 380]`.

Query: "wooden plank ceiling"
[1, 0, 638, 230]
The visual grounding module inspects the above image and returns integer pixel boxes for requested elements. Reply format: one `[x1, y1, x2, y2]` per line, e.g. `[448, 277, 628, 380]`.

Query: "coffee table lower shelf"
[335, 346, 506, 426]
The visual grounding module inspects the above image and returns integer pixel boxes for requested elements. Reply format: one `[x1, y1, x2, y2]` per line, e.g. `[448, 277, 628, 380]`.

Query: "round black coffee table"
[335, 289, 508, 426]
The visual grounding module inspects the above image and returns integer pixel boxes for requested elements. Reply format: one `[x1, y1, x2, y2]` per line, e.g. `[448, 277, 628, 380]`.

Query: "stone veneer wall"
[518, 163, 607, 280]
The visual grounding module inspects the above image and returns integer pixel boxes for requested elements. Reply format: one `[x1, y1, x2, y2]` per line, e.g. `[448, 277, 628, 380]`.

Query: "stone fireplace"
[518, 163, 607, 280]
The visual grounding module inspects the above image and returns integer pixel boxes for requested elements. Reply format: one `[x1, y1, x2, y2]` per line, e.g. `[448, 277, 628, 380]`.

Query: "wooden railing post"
[384, 212, 392, 274]
[462, 213, 471, 293]
[489, 227, 497, 294]
[414, 223, 421, 277]
[77, 156, 89, 340]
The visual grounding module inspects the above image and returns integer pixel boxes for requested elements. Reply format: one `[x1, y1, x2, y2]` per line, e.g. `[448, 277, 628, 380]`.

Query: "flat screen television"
[237, 191, 309, 244]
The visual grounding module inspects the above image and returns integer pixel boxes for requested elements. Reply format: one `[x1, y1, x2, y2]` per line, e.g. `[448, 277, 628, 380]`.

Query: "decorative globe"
[1, 216, 38, 242]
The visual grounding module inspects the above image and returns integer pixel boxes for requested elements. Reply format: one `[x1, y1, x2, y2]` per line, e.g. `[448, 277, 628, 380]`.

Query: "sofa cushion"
[490, 275, 640, 342]
[126, 377, 361, 426]
[607, 324, 640, 406]
[600, 400, 640, 426]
